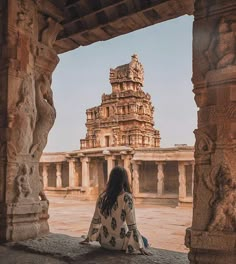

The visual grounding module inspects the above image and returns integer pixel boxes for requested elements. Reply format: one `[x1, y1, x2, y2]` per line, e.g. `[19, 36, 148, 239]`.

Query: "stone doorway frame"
[0, 1, 236, 263]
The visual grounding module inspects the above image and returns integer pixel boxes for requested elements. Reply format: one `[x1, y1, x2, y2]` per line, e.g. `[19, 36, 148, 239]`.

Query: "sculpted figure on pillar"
[16, 0, 34, 32]
[15, 164, 33, 203]
[204, 163, 236, 232]
[205, 17, 236, 70]
[41, 17, 63, 48]
[194, 129, 215, 164]
[32, 72, 56, 159]
[8, 76, 36, 158]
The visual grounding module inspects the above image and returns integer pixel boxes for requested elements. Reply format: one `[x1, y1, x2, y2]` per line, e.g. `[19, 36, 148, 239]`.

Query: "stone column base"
[0, 201, 49, 242]
[186, 228, 236, 264]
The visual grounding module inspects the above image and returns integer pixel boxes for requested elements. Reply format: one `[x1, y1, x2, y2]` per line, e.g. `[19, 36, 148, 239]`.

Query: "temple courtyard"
[0, 197, 192, 263]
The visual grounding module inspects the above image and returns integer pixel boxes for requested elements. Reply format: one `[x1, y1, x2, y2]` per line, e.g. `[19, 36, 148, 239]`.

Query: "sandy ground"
[48, 196, 193, 253]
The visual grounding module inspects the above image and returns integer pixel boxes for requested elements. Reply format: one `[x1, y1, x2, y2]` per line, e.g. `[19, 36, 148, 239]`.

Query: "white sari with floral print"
[87, 192, 144, 253]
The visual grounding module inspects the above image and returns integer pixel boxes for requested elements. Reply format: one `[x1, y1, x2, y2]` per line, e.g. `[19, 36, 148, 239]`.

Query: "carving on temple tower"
[205, 163, 236, 232]
[15, 164, 33, 203]
[81, 55, 160, 149]
[205, 18, 236, 70]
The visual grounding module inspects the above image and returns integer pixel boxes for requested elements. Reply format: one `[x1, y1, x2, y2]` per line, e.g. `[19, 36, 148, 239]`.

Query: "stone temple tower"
[80, 55, 160, 149]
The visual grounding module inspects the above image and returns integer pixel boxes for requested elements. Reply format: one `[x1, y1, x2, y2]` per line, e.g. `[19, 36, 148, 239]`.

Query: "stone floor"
[0, 197, 193, 264]
[48, 196, 192, 253]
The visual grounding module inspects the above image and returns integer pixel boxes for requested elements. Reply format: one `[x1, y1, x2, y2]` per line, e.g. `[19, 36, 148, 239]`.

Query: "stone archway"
[0, 0, 236, 263]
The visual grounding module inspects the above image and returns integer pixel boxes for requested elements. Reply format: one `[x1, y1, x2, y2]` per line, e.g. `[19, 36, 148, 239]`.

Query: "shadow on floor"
[1, 233, 189, 264]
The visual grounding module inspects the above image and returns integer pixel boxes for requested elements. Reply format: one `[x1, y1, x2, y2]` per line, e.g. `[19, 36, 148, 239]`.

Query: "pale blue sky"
[45, 15, 196, 152]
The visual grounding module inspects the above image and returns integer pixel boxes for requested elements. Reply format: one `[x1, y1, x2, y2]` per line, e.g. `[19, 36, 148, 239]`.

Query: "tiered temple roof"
[80, 55, 160, 149]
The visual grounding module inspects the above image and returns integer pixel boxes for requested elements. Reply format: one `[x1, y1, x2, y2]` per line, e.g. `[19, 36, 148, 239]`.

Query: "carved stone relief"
[205, 18, 236, 70]
[17, 0, 33, 32]
[198, 104, 236, 127]
[192, 19, 212, 83]
[8, 76, 36, 159]
[32, 72, 56, 159]
[193, 87, 208, 108]
[204, 163, 236, 232]
[41, 18, 63, 48]
[15, 164, 33, 203]
[110, 54, 144, 85]
[95, 134, 100, 147]
[194, 129, 215, 164]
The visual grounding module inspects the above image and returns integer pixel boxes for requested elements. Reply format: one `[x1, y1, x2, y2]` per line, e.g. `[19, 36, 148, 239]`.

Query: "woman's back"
[88, 191, 144, 252]
[82, 166, 150, 254]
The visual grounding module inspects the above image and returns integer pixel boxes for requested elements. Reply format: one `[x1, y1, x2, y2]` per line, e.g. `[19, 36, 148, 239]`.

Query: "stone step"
[2, 233, 189, 264]
[135, 197, 178, 207]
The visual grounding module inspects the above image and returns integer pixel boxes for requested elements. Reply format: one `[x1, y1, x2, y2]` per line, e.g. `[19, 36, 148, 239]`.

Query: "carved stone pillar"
[80, 157, 90, 187]
[191, 162, 194, 196]
[156, 162, 165, 196]
[42, 164, 49, 188]
[131, 161, 140, 196]
[68, 159, 77, 188]
[178, 162, 187, 201]
[121, 154, 132, 185]
[105, 155, 115, 181]
[56, 163, 62, 188]
[0, 1, 63, 241]
[186, 1, 236, 263]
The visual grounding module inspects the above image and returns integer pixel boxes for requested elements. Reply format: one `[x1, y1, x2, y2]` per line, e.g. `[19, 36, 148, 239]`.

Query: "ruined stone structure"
[40, 146, 194, 206]
[1, 0, 236, 263]
[80, 55, 160, 149]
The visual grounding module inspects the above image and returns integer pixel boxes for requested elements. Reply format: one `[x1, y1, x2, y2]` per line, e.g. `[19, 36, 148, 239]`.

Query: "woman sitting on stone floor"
[80, 166, 151, 255]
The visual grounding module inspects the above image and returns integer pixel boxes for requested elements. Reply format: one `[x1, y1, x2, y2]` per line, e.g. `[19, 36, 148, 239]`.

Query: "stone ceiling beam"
[54, 0, 194, 53]
[63, 0, 126, 27]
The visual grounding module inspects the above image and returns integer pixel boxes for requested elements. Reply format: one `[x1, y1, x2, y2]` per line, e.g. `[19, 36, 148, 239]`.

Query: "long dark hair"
[100, 166, 132, 216]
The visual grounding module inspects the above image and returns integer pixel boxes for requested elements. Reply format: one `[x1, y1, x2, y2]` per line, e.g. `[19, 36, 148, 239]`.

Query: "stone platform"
[0, 233, 188, 264]
[0, 197, 192, 263]
[48, 197, 192, 253]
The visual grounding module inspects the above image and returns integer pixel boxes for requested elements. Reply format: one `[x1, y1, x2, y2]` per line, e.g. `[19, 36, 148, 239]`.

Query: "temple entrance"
[1, 1, 236, 263]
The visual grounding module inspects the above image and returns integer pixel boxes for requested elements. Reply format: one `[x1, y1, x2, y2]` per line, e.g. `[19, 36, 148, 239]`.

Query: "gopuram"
[80, 54, 160, 149]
